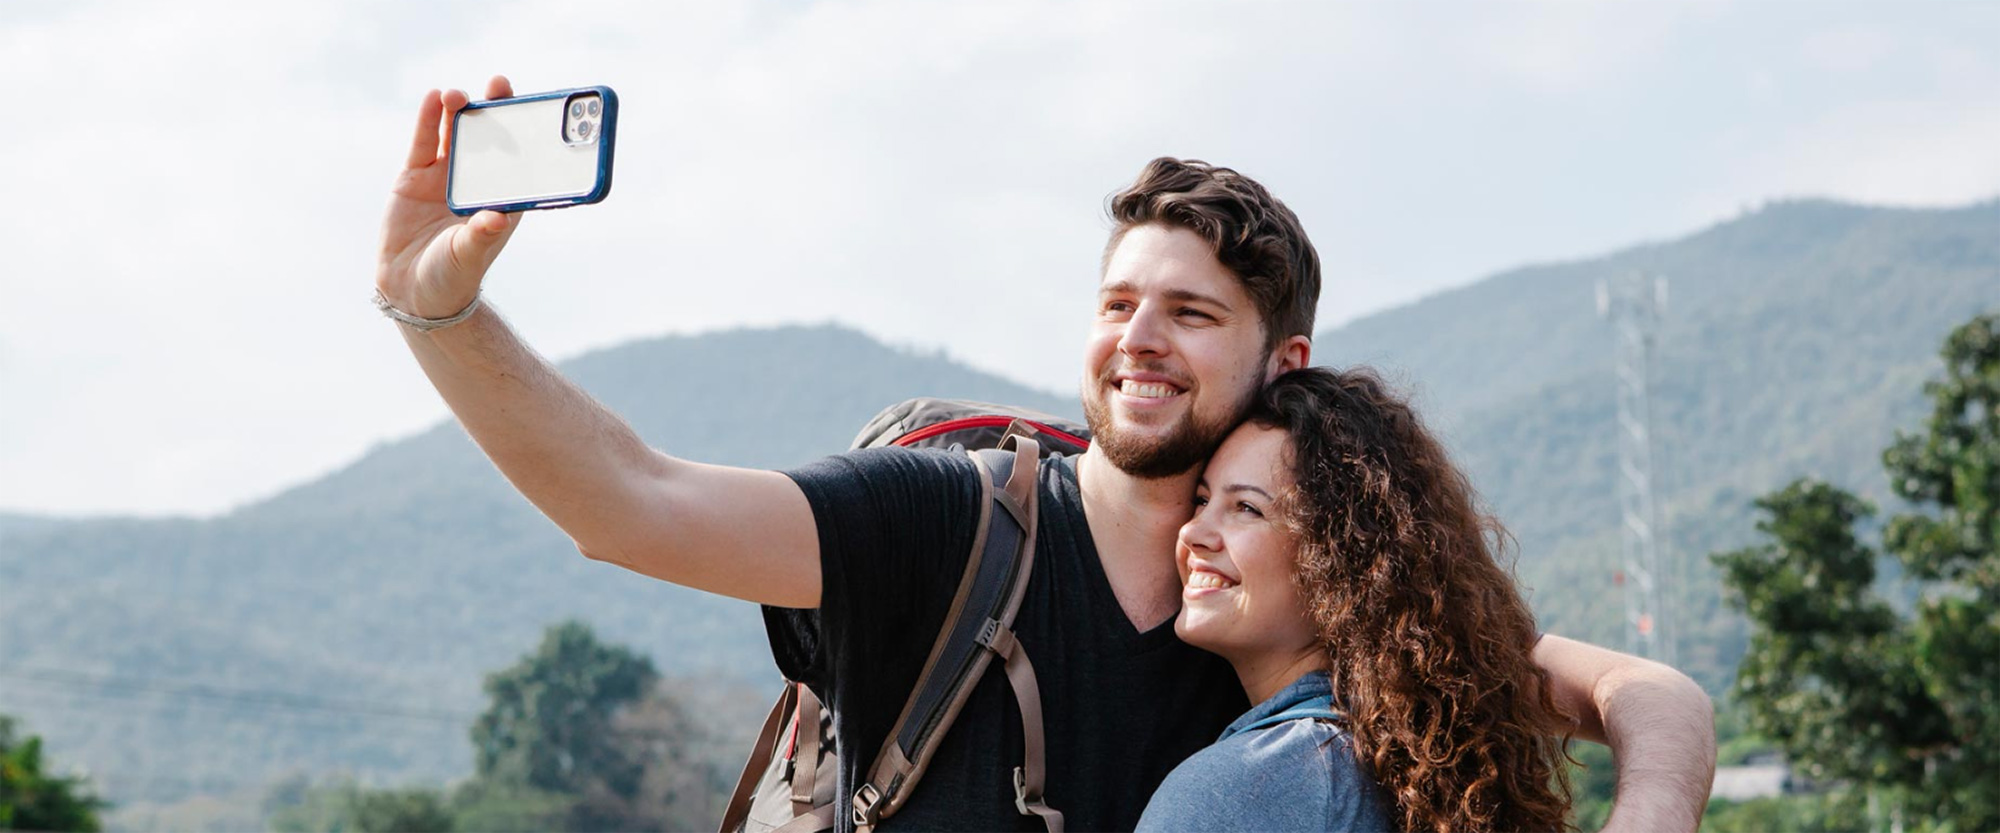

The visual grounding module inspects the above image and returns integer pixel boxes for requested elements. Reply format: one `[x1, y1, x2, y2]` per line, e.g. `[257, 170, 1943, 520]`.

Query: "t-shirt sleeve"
[759, 446, 984, 690]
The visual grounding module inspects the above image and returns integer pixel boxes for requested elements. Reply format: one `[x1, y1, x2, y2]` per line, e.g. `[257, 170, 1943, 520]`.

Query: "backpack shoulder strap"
[719, 681, 801, 833]
[853, 430, 1062, 833]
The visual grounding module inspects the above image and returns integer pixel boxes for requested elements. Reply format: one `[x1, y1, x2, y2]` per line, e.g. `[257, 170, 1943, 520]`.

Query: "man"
[377, 76, 1715, 831]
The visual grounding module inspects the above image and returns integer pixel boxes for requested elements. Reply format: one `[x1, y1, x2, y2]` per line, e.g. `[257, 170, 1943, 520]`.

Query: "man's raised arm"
[375, 76, 820, 608]
[1534, 635, 1717, 833]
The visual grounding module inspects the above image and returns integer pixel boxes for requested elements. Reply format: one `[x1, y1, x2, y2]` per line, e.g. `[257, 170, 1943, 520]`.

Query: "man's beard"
[1081, 373, 1243, 480]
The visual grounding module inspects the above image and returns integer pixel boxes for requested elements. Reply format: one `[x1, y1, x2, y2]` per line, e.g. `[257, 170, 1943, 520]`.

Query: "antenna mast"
[1596, 272, 1675, 664]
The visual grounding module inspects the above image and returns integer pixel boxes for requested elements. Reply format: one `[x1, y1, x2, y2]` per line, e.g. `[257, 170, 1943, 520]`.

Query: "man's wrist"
[374, 289, 482, 332]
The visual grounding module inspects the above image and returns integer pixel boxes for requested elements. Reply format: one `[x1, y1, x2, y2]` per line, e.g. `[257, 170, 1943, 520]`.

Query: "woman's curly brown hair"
[1247, 367, 1575, 832]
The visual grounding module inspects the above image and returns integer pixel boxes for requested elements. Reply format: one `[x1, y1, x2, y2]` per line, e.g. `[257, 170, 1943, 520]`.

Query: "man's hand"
[376, 76, 523, 318]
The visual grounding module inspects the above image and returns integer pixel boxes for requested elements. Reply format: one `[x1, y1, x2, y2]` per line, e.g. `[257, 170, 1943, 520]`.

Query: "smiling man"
[376, 76, 1715, 832]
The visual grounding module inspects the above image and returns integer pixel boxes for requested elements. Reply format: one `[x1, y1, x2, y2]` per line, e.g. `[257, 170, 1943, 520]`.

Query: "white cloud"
[1765, 103, 2000, 206]
[1799, 25, 1897, 74]
[1448, 1, 1691, 94]
[2, 0, 1996, 516]
[1678, 19, 2000, 220]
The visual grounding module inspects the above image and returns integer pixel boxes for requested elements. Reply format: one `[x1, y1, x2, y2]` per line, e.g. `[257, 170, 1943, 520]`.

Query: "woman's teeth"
[1186, 571, 1236, 590]
[1121, 380, 1179, 398]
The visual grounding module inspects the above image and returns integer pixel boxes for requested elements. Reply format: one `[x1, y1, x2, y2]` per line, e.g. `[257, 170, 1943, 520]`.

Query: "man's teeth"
[1186, 571, 1235, 590]
[1121, 380, 1180, 398]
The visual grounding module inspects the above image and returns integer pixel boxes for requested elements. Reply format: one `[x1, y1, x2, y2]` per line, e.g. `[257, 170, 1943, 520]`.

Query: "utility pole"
[1597, 272, 1675, 665]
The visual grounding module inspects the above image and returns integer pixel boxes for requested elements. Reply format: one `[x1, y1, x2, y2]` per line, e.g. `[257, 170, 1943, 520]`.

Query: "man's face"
[1082, 224, 1274, 479]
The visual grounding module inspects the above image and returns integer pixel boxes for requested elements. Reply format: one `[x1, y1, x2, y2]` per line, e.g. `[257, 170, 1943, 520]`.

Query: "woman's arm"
[1533, 635, 1717, 833]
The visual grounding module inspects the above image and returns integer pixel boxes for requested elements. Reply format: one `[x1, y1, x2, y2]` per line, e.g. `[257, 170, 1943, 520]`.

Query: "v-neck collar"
[1052, 454, 1185, 651]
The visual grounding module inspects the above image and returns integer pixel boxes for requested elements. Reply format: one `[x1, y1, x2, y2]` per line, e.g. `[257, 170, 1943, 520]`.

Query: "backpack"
[718, 399, 1091, 833]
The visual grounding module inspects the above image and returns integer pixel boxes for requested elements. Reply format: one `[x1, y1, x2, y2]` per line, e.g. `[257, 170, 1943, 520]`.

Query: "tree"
[464, 620, 662, 830]
[266, 777, 454, 833]
[346, 786, 455, 833]
[472, 620, 659, 795]
[1715, 313, 2000, 831]
[0, 715, 106, 832]
[262, 623, 742, 833]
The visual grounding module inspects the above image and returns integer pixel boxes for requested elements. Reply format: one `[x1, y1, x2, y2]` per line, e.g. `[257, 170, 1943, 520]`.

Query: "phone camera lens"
[577, 120, 593, 139]
[570, 101, 584, 119]
[587, 99, 600, 117]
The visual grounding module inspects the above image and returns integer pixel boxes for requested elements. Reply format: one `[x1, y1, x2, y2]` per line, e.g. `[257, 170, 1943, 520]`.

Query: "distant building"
[1711, 752, 1797, 802]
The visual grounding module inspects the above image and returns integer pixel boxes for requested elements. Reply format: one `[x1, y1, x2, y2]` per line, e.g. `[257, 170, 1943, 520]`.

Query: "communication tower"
[1596, 273, 1675, 665]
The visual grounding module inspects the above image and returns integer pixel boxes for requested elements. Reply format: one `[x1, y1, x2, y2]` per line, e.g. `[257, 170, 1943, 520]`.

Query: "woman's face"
[1174, 423, 1319, 665]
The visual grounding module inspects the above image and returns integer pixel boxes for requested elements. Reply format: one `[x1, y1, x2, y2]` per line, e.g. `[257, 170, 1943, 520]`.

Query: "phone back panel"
[447, 87, 616, 215]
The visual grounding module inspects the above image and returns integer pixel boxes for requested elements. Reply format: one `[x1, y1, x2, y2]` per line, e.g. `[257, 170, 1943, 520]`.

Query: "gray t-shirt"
[1136, 670, 1392, 832]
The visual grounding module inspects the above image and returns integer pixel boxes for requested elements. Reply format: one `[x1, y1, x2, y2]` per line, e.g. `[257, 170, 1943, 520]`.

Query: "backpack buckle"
[853, 783, 883, 827]
[1012, 766, 1038, 816]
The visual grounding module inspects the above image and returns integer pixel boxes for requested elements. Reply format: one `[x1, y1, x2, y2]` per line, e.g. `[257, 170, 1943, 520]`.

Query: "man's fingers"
[436, 89, 471, 165]
[453, 210, 520, 274]
[404, 89, 444, 170]
[472, 209, 517, 238]
[408, 80, 508, 169]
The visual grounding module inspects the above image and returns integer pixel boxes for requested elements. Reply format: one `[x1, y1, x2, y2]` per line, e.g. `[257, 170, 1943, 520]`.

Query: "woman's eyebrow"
[1220, 484, 1274, 501]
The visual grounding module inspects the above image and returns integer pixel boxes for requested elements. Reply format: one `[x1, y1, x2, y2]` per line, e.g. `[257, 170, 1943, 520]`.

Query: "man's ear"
[1265, 335, 1311, 381]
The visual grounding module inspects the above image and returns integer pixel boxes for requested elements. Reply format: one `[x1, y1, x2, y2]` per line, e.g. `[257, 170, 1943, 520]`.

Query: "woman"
[1137, 367, 1575, 832]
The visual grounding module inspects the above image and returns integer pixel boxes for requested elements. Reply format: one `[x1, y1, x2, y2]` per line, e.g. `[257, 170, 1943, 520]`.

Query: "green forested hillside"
[0, 324, 1077, 808]
[2, 198, 1995, 817]
[1318, 198, 2000, 688]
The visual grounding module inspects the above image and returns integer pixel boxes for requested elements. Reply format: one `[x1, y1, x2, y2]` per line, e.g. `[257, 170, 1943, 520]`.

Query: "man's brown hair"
[1105, 157, 1321, 349]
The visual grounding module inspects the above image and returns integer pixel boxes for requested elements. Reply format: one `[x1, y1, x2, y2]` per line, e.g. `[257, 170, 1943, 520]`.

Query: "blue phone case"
[446, 86, 618, 216]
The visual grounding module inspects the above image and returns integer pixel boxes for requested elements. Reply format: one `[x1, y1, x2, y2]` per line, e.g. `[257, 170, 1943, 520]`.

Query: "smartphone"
[447, 86, 617, 215]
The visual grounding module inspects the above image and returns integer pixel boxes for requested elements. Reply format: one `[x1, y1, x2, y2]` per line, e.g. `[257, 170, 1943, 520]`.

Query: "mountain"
[0, 324, 1079, 806]
[1317, 198, 2000, 684]
[3, 198, 1996, 814]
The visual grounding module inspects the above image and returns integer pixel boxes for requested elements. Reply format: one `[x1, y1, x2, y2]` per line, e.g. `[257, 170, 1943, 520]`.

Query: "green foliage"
[446, 626, 741, 831]
[443, 780, 572, 833]
[1702, 788, 1870, 833]
[264, 775, 351, 832]
[266, 779, 454, 833]
[346, 787, 454, 833]
[458, 622, 734, 832]
[1564, 742, 1614, 830]
[471, 620, 659, 795]
[1714, 314, 2000, 832]
[264, 623, 739, 832]
[1712, 703, 1778, 767]
[0, 715, 105, 832]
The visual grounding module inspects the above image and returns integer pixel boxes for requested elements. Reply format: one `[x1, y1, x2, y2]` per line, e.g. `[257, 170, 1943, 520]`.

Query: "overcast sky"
[2, 0, 1996, 517]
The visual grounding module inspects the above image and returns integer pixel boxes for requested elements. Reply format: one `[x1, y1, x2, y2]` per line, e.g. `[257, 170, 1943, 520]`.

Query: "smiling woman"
[1138, 366, 1574, 833]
